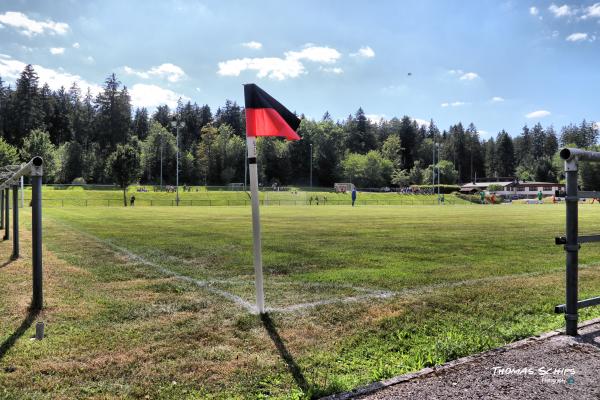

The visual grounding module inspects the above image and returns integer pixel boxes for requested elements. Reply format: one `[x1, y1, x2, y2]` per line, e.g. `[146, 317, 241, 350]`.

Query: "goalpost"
[334, 183, 355, 193]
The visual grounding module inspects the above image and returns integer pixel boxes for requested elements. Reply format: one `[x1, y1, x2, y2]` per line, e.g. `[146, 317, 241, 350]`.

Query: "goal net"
[334, 183, 355, 193]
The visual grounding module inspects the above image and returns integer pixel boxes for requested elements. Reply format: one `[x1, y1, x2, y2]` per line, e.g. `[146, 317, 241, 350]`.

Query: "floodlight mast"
[437, 144, 441, 202]
[309, 143, 313, 188]
[171, 116, 185, 206]
[432, 141, 436, 199]
[160, 134, 164, 190]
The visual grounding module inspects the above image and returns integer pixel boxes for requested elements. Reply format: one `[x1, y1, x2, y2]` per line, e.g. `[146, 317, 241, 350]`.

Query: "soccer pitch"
[19, 186, 471, 207]
[2, 204, 600, 398]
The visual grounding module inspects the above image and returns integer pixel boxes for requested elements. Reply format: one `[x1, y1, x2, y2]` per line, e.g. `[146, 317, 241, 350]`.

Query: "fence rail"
[24, 198, 464, 207]
[0, 157, 44, 311]
[554, 147, 600, 336]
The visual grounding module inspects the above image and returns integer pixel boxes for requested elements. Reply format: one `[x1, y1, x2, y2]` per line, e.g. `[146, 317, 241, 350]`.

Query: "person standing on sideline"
[480, 190, 485, 204]
[130, 195, 136, 207]
[351, 187, 357, 207]
[537, 190, 543, 204]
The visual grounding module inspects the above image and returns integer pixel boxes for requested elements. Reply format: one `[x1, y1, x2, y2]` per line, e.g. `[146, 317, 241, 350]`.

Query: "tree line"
[0, 64, 598, 189]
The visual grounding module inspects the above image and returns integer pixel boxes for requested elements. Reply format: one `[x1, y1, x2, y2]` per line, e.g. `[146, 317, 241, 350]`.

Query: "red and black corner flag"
[244, 83, 301, 141]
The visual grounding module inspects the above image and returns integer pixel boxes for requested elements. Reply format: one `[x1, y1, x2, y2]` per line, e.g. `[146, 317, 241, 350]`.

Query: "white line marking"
[48, 218, 257, 312]
[46, 217, 397, 313]
[268, 290, 395, 313]
[44, 217, 600, 314]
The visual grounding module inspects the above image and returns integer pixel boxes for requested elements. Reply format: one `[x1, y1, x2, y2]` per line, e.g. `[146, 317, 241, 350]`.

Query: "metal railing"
[0, 157, 44, 310]
[554, 148, 600, 336]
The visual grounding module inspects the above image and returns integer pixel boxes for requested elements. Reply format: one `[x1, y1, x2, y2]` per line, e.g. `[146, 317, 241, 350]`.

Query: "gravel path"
[324, 318, 600, 400]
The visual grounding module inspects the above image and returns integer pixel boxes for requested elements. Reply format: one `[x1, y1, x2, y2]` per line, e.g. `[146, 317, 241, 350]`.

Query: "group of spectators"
[150, 185, 197, 193]
[397, 186, 435, 195]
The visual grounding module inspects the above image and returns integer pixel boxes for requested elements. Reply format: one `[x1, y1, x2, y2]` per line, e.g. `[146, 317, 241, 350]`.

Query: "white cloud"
[381, 84, 408, 95]
[448, 69, 464, 75]
[0, 11, 68, 36]
[566, 32, 589, 42]
[530, 6, 539, 16]
[242, 41, 262, 50]
[72, 42, 80, 49]
[0, 54, 100, 95]
[365, 114, 386, 122]
[321, 66, 343, 74]
[459, 72, 479, 81]
[585, 3, 600, 18]
[525, 110, 551, 118]
[491, 96, 505, 102]
[49, 47, 65, 55]
[350, 46, 375, 58]
[413, 118, 430, 128]
[217, 45, 341, 80]
[368, 114, 429, 127]
[124, 63, 186, 82]
[441, 101, 466, 107]
[218, 57, 304, 80]
[549, 4, 573, 18]
[130, 83, 189, 109]
[286, 46, 341, 63]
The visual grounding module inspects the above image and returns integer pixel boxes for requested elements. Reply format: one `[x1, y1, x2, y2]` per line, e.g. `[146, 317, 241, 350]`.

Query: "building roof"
[460, 181, 563, 190]
[461, 181, 514, 189]
[516, 181, 563, 186]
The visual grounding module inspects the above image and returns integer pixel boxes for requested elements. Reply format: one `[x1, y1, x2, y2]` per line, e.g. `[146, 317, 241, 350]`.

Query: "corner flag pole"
[247, 135, 265, 314]
[244, 83, 301, 314]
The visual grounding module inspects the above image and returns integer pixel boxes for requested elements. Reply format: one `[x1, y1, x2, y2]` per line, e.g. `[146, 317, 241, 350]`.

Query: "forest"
[1, 64, 599, 189]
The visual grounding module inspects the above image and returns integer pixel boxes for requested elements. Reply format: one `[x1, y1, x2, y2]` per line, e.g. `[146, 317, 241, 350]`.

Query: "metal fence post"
[4, 188, 9, 240]
[31, 158, 43, 310]
[11, 184, 18, 259]
[0, 188, 3, 229]
[564, 158, 579, 336]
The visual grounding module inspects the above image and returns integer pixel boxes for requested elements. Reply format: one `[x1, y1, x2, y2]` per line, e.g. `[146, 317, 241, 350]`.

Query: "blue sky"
[0, 0, 599, 138]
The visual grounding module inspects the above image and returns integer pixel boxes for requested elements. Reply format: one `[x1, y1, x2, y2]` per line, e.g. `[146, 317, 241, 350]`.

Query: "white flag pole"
[247, 135, 265, 313]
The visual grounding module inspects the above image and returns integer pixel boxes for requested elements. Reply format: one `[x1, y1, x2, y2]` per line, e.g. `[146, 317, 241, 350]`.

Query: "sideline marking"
[43, 217, 600, 314]
[46, 218, 393, 313]
[48, 218, 256, 312]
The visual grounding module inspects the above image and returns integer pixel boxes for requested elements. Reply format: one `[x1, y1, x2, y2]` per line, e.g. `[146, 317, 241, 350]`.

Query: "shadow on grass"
[0, 308, 40, 361]
[0, 259, 14, 269]
[261, 313, 309, 393]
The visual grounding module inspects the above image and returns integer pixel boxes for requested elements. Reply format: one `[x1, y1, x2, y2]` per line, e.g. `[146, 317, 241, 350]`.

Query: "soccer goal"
[334, 183, 355, 193]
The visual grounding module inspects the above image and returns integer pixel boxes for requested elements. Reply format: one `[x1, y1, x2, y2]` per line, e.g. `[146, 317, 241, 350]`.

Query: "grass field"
[19, 186, 470, 207]
[1, 204, 600, 399]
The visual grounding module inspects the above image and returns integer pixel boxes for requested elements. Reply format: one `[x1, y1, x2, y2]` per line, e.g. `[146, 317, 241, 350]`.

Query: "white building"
[459, 181, 564, 198]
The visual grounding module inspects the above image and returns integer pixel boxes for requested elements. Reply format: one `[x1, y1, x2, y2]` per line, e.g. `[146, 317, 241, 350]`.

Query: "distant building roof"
[516, 181, 563, 186]
[461, 181, 514, 189]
